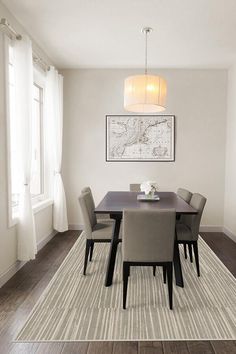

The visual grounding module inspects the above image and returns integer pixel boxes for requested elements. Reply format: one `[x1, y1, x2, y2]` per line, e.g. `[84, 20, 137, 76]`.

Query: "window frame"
[31, 76, 45, 204]
[4, 35, 16, 227]
[31, 67, 53, 209]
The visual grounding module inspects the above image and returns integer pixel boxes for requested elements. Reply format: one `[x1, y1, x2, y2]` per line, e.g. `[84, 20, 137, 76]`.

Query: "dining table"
[95, 191, 197, 288]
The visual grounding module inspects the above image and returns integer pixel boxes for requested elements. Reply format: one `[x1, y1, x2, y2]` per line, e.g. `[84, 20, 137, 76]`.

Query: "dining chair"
[122, 209, 176, 310]
[129, 184, 141, 192]
[177, 188, 192, 203]
[176, 193, 207, 276]
[81, 187, 110, 222]
[177, 188, 193, 258]
[79, 192, 121, 275]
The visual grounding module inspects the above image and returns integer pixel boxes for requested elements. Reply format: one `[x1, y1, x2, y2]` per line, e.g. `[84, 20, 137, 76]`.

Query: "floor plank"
[187, 341, 214, 354]
[163, 341, 189, 354]
[211, 340, 236, 354]
[113, 341, 138, 354]
[87, 341, 113, 354]
[139, 341, 163, 354]
[61, 342, 89, 354]
[36, 343, 65, 354]
[9, 342, 40, 354]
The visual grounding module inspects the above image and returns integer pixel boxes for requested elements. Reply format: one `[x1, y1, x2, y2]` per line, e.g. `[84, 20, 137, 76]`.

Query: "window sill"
[32, 198, 53, 214]
[10, 198, 53, 227]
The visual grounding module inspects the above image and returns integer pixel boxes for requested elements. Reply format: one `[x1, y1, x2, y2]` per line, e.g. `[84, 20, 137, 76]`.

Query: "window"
[5, 38, 46, 223]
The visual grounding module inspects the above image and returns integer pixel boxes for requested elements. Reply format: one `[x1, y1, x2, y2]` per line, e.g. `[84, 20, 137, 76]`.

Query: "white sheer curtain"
[15, 36, 37, 261]
[46, 67, 68, 232]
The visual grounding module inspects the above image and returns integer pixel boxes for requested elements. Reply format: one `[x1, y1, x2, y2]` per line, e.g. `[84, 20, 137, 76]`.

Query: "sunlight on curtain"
[46, 67, 68, 232]
[14, 36, 37, 261]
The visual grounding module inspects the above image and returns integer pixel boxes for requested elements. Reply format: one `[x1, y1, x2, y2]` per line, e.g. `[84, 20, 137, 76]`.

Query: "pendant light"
[124, 27, 167, 113]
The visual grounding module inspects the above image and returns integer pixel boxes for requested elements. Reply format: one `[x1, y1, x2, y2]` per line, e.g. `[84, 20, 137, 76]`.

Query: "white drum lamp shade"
[124, 27, 167, 113]
[124, 74, 167, 113]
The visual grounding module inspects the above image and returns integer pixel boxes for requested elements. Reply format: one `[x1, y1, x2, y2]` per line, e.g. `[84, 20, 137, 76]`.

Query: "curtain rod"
[1, 18, 51, 72]
[33, 52, 50, 71]
[0, 18, 22, 40]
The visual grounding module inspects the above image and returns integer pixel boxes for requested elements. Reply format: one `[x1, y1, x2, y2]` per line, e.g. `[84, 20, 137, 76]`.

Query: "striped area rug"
[16, 233, 236, 341]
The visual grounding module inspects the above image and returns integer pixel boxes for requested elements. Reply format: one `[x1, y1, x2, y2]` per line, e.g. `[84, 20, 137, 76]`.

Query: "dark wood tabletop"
[95, 191, 197, 215]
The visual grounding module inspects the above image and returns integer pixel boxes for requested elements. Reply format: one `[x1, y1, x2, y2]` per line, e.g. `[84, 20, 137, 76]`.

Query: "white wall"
[0, 2, 54, 284]
[61, 68, 227, 229]
[224, 63, 236, 240]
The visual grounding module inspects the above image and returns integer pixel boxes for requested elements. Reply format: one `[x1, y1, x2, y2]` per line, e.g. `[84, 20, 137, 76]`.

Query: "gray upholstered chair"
[122, 209, 176, 310]
[177, 188, 192, 203]
[176, 193, 207, 276]
[177, 188, 193, 258]
[129, 184, 141, 192]
[81, 187, 110, 222]
[79, 191, 121, 275]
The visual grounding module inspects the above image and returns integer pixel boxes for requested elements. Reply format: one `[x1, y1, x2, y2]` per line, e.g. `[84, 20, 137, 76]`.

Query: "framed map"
[106, 115, 175, 162]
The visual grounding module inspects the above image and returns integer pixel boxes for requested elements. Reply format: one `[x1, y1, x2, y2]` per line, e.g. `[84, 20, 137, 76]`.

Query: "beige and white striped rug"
[16, 233, 236, 341]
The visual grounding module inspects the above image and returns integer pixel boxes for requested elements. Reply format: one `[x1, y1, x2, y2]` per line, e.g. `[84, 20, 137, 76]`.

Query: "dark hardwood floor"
[0, 230, 235, 354]
[201, 232, 236, 277]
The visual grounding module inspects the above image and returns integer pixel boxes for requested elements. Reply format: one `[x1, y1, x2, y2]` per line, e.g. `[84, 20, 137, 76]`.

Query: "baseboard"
[0, 260, 27, 289]
[200, 225, 223, 232]
[222, 226, 236, 243]
[0, 230, 57, 288]
[69, 224, 83, 230]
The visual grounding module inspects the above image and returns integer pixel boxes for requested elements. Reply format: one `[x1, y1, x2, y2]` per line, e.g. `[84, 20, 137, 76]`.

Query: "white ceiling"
[2, 0, 236, 69]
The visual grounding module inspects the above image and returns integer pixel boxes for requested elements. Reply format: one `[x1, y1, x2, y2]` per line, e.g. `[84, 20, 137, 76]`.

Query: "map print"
[106, 115, 175, 161]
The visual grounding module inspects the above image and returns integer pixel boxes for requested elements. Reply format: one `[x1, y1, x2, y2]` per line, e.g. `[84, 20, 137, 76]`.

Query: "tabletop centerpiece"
[140, 181, 158, 199]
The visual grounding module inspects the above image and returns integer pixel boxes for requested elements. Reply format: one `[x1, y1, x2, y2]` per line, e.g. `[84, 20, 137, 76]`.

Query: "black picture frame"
[106, 115, 175, 162]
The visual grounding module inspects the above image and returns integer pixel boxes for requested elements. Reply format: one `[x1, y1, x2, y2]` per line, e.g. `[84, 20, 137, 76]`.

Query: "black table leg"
[105, 214, 122, 287]
[173, 239, 184, 288]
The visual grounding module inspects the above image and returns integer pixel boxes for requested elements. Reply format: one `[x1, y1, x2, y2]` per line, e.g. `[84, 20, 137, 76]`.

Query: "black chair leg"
[162, 266, 167, 284]
[193, 241, 200, 276]
[89, 241, 94, 261]
[166, 263, 173, 310]
[153, 266, 156, 276]
[184, 244, 187, 259]
[123, 262, 129, 309]
[83, 239, 91, 275]
[188, 243, 193, 263]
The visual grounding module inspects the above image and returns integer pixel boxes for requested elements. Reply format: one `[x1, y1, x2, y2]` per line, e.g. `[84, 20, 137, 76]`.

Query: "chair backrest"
[130, 184, 141, 192]
[81, 186, 95, 210]
[122, 209, 176, 262]
[78, 192, 97, 239]
[181, 193, 207, 240]
[177, 188, 192, 203]
[82, 186, 109, 220]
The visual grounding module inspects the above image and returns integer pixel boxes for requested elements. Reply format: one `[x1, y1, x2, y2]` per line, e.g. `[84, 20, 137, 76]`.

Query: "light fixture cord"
[145, 29, 148, 75]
